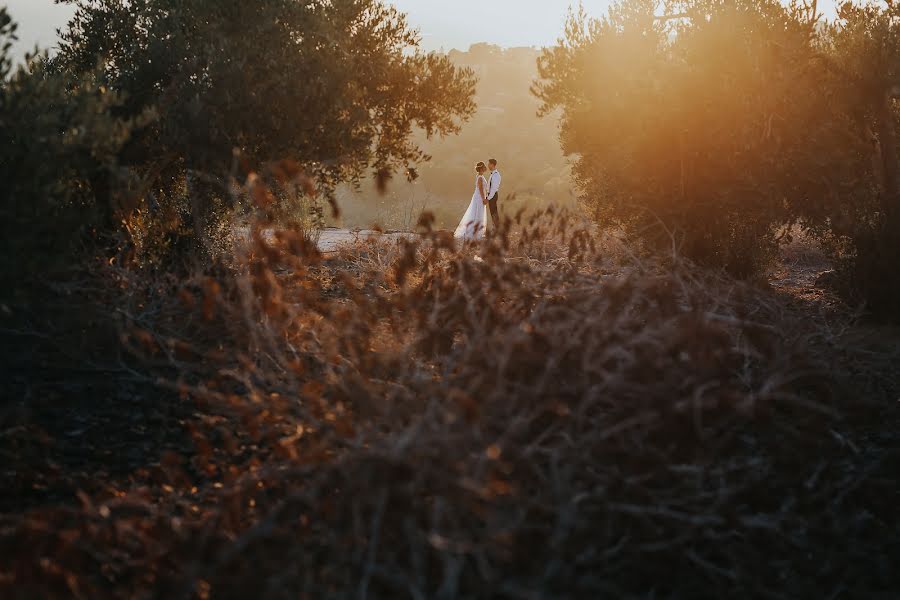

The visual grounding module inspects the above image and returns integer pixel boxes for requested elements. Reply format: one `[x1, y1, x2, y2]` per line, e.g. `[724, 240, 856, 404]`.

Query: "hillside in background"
[333, 43, 574, 230]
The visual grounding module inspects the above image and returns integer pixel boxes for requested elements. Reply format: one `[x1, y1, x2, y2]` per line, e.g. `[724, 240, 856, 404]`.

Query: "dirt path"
[235, 226, 416, 254]
[316, 228, 416, 253]
[767, 235, 844, 313]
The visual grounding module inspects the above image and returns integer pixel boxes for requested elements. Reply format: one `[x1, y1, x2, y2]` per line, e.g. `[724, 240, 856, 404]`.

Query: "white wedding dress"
[454, 174, 488, 241]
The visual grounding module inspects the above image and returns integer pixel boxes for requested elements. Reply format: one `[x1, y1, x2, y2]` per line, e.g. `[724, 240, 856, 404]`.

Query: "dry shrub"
[1, 211, 897, 599]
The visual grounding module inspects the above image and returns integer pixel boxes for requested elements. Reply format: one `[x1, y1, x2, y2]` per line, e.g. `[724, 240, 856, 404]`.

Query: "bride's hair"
[475, 161, 487, 174]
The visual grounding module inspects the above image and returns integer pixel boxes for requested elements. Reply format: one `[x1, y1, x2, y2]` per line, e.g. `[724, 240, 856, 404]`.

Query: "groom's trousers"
[488, 193, 501, 233]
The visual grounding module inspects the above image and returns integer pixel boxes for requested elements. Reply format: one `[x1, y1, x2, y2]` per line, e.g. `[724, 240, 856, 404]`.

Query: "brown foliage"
[2, 212, 897, 598]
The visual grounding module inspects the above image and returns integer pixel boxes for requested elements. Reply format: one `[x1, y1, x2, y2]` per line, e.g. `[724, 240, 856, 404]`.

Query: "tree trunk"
[875, 91, 900, 221]
[185, 169, 208, 243]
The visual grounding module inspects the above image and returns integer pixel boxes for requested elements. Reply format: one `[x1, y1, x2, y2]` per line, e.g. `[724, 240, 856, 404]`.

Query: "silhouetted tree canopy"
[0, 8, 140, 295]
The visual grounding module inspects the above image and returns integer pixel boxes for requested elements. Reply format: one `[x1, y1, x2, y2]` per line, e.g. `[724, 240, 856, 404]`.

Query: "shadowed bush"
[2, 210, 896, 599]
[0, 8, 141, 298]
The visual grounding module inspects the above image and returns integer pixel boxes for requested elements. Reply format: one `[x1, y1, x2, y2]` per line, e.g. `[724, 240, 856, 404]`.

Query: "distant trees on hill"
[335, 43, 574, 230]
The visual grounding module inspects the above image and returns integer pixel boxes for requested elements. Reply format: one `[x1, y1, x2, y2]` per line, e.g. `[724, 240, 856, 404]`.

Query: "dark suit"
[487, 171, 501, 232]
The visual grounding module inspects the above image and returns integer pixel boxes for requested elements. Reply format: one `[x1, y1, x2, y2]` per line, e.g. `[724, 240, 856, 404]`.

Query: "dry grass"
[1, 210, 898, 599]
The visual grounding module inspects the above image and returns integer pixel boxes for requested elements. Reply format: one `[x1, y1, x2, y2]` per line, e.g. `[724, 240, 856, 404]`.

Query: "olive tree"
[57, 0, 477, 242]
[0, 8, 139, 297]
[533, 0, 873, 277]
[813, 1, 900, 314]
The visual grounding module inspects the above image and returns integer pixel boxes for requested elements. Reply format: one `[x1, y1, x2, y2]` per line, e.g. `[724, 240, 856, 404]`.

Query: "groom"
[486, 158, 502, 233]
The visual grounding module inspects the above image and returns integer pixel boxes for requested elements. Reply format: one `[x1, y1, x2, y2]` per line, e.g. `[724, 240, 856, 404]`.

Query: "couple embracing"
[453, 158, 502, 241]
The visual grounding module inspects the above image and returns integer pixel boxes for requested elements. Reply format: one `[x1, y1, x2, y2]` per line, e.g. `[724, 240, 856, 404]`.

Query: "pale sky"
[388, 1, 614, 50]
[4, 0, 76, 60]
[4, 0, 839, 60]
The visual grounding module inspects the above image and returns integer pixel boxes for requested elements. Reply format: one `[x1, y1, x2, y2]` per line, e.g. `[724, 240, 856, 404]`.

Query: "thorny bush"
[2, 210, 897, 599]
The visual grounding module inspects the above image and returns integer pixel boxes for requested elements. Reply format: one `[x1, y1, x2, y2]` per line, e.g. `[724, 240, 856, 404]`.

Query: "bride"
[453, 161, 488, 241]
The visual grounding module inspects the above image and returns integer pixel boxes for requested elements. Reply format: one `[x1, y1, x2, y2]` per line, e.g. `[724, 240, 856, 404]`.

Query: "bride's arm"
[478, 177, 487, 203]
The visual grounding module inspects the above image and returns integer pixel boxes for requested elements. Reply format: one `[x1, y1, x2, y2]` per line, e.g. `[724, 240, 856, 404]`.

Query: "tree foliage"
[1, 0, 477, 277]
[814, 1, 900, 313]
[535, 0, 900, 290]
[58, 0, 477, 190]
[0, 8, 139, 297]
